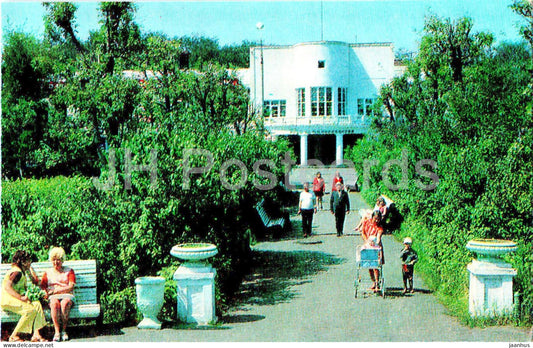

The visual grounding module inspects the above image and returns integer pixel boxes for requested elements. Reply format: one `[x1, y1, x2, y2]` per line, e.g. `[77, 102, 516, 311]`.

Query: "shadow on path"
[232, 250, 343, 307]
[384, 287, 434, 299]
[222, 314, 266, 324]
[163, 322, 231, 330]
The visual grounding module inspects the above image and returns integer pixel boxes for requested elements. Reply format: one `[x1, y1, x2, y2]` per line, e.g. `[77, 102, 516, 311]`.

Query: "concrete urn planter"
[170, 243, 218, 264]
[135, 276, 165, 329]
[466, 239, 518, 317]
[170, 243, 218, 325]
[466, 239, 518, 263]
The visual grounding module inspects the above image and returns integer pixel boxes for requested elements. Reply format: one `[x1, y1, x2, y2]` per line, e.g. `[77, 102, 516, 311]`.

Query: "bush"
[1, 129, 292, 324]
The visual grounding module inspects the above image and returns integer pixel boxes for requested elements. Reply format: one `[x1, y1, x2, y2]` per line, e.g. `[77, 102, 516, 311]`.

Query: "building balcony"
[263, 114, 372, 135]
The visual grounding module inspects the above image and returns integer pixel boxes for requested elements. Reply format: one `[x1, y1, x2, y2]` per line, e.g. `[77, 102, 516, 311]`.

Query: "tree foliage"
[43, 2, 84, 52]
[97, 2, 143, 73]
[421, 16, 493, 83]
[1, 32, 47, 103]
[179, 35, 255, 69]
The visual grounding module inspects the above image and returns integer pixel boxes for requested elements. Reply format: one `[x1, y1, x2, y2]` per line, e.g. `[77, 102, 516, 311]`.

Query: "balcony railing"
[263, 114, 372, 134]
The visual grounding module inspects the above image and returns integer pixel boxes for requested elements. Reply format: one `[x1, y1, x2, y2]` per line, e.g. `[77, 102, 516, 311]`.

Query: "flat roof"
[253, 41, 394, 50]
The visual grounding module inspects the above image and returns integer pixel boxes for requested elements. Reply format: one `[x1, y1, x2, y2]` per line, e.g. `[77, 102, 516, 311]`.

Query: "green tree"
[178, 63, 256, 135]
[98, 2, 143, 73]
[511, 0, 533, 124]
[1, 31, 47, 102]
[1, 31, 50, 178]
[1, 99, 48, 178]
[219, 40, 257, 68]
[511, 0, 533, 51]
[43, 2, 84, 52]
[421, 15, 493, 83]
[180, 35, 221, 68]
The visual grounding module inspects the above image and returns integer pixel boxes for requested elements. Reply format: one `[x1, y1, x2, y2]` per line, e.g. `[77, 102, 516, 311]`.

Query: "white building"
[239, 41, 402, 166]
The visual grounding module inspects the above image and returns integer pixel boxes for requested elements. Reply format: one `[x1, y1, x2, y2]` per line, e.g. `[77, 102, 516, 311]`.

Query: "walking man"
[298, 182, 317, 238]
[330, 182, 350, 236]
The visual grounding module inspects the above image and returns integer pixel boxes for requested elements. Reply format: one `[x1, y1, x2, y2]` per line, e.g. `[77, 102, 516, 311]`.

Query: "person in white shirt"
[298, 182, 317, 238]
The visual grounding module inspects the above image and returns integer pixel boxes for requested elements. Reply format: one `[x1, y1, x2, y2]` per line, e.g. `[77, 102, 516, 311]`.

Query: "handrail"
[264, 114, 370, 126]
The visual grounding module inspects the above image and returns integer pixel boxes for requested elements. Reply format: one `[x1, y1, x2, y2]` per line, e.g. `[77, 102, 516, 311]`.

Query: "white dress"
[43, 267, 76, 302]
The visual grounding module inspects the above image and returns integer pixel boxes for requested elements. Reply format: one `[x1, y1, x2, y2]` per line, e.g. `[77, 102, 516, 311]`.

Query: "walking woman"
[1, 250, 47, 342]
[312, 172, 325, 210]
[361, 210, 385, 291]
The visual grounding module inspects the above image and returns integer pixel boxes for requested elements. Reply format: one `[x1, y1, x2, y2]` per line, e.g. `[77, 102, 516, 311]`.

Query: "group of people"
[1, 247, 76, 342]
[299, 174, 418, 294]
[298, 171, 349, 238]
[355, 197, 419, 294]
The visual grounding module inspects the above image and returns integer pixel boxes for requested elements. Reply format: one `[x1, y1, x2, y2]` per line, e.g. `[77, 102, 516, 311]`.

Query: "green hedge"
[1, 131, 292, 324]
[346, 130, 533, 326]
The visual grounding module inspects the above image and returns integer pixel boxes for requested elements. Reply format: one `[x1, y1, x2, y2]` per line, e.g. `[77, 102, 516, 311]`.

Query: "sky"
[1, 0, 528, 53]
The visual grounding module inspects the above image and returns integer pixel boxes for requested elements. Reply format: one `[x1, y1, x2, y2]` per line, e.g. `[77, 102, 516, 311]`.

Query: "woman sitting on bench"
[41, 247, 76, 342]
[1, 250, 47, 342]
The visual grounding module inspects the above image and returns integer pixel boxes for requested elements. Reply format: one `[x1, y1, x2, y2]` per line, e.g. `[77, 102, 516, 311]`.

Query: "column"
[335, 133, 344, 166]
[300, 134, 308, 166]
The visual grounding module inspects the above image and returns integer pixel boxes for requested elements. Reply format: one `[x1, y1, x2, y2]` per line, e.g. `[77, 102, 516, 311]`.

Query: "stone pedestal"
[467, 259, 517, 316]
[466, 239, 517, 317]
[173, 263, 217, 324]
[170, 243, 218, 325]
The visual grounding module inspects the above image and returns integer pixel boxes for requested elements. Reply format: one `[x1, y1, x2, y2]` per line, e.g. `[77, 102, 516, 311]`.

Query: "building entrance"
[282, 134, 362, 166]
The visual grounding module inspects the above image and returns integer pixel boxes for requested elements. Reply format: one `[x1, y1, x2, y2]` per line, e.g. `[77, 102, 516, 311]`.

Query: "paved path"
[76, 193, 529, 342]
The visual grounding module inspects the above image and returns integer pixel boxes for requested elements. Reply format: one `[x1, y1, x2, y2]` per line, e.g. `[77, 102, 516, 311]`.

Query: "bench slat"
[72, 289, 98, 304]
[1, 304, 101, 323]
[256, 199, 285, 230]
[257, 207, 271, 226]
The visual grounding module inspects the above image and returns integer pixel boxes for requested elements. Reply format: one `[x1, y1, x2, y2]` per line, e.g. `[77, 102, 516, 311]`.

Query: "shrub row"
[1, 130, 292, 324]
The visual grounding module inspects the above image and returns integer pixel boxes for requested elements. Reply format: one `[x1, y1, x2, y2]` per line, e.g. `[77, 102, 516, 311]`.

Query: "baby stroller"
[354, 244, 385, 298]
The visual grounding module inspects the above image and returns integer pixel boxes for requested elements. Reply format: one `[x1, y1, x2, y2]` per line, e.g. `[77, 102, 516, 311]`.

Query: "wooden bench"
[0, 260, 100, 323]
[255, 199, 286, 230]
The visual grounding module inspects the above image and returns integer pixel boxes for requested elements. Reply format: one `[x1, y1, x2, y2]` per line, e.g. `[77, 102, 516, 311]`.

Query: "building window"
[296, 88, 305, 117]
[263, 100, 286, 117]
[365, 98, 373, 116]
[318, 60, 325, 68]
[311, 87, 332, 117]
[357, 98, 375, 117]
[338, 88, 347, 116]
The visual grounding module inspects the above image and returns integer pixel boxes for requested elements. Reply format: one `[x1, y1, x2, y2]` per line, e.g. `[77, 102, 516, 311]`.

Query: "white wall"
[248, 41, 395, 121]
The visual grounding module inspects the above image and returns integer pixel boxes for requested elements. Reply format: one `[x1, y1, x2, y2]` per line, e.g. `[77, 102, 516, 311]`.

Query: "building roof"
[253, 40, 394, 50]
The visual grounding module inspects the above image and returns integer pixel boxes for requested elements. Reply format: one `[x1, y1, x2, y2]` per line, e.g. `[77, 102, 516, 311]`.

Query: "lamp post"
[256, 22, 264, 116]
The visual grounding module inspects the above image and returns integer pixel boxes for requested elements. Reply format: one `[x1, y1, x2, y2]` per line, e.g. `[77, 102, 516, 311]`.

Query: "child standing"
[400, 237, 418, 294]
